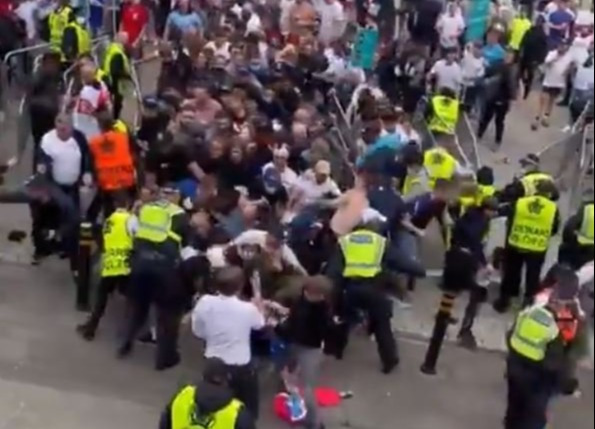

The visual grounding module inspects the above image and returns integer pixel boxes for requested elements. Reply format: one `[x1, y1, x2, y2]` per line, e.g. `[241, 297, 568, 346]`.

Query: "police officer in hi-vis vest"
[499, 153, 559, 203]
[77, 191, 134, 341]
[48, 0, 75, 53]
[61, 17, 91, 64]
[117, 185, 190, 371]
[427, 86, 460, 139]
[325, 216, 401, 374]
[559, 197, 594, 269]
[102, 32, 132, 120]
[159, 358, 256, 429]
[505, 289, 572, 429]
[494, 179, 561, 313]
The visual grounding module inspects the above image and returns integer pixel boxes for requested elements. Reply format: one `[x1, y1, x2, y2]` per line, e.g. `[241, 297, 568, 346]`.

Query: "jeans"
[286, 346, 323, 429]
[391, 230, 426, 277]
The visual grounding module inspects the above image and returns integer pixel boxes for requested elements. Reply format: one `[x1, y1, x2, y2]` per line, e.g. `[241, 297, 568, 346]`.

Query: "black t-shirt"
[146, 139, 197, 185]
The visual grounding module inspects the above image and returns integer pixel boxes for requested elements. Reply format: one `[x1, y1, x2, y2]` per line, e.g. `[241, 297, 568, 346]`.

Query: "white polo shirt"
[191, 294, 265, 366]
[40, 130, 82, 186]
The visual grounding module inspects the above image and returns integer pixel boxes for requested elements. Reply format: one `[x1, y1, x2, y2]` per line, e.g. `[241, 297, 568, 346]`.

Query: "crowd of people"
[0, 0, 594, 428]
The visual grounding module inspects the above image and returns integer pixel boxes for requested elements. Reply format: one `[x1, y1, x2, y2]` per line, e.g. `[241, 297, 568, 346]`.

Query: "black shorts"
[542, 86, 562, 97]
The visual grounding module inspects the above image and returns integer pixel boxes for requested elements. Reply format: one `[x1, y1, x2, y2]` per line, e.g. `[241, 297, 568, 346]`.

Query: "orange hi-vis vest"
[89, 130, 135, 191]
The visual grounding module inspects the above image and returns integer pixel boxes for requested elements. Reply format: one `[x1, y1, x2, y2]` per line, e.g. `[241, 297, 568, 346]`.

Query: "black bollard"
[76, 222, 93, 312]
[420, 292, 457, 375]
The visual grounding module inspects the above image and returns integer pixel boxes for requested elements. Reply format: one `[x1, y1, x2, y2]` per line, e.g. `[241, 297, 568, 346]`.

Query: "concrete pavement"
[0, 259, 593, 429]
[0, 56, 593, 428]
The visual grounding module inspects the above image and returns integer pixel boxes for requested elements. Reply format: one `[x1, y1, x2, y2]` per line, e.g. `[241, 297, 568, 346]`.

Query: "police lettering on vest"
[136, 201, 183, 245]
[429, 95, 460, 135]
[102, 210, 133, 277]
[510, 306, 559, 361]
[577, 203, 594, 245]
[89, 130, 135, 191]
[339, 230, 386, 278]
[423, 147, 457, 189]
[171, 386, 242, 429]
[508, 196, 557, 252]
[520, 173, 554, 197]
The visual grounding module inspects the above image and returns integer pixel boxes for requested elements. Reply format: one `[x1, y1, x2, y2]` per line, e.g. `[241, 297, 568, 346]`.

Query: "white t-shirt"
[204, 41, 231, 60]
[73, 84, 110, 140]
[294, 170, 341, 206]
[569, 35, 593, 64]
[191, 295, 265, 365]
[461, 50, 486, 85]
[573, 62, 594, 92]
[262, 162, 299, 192]
[314, 0, 345, 45]
[542, 50, 575, 89]
[431, 59, 463, 94]
[40, 130, 82, 186]
[436, 14, 465, 48]
[246, 13, 263, 35]
[15, 0, 38, 40]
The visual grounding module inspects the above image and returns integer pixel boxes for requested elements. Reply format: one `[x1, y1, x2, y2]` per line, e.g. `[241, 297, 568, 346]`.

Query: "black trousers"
[120, 256, 183, 368]
[477, 100, 509, 144]
[338, 282, 398, 367]
[558, 241, 594, 270]
[519, 61, 537, 100]
[84, 275, 129, 333]
[226, 363, 260, 420]
[499, 247, 546, 305]
[505, 362, 554, 429]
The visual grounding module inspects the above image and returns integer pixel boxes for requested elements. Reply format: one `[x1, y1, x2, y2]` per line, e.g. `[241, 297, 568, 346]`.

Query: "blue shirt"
[368, 185, 407, 232]
[166, 11, 203, 35]
[547, 9, 574, 47]
[357, 133, 403, 167]
[482, 43, 506, 67]
[406, 192, 447, 230]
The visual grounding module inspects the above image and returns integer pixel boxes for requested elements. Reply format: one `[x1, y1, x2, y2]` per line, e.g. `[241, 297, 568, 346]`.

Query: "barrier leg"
[76, 222, 93, 312]
[420, 292, 457, 375]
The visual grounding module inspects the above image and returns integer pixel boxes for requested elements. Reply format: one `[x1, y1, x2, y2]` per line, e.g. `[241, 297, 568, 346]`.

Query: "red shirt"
[121, 3, 149, 46]
[0, 0, 14, 16]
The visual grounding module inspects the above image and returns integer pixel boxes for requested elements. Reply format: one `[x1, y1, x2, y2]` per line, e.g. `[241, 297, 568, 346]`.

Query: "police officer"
[61, 17, 91, 64]
[500, 153, 558, 203]
[102, 32, 131, 119]
[158, 358, 256, 429]
[559, 198, 594, 269]
[423, 145, 458, 190]
[494, 180, 561, 313]
[77, 192, 134, 340]
[427, 87, 460, 139]
[48, 0, 74, 53]
[505, 293, 571, 429]
[326, 218, 400, 374]
[117, 185, 190, 370]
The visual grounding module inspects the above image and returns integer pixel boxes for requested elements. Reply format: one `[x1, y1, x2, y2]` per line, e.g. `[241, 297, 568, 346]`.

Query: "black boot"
[457, 330, 478, 351]
[76, 322, 97, 341]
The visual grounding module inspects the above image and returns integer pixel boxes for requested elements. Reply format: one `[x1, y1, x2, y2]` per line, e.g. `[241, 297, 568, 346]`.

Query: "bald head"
[115, 31, 129, 45]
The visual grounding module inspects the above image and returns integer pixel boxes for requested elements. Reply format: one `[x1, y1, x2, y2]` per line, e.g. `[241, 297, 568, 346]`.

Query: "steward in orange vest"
[89, 113, 136, 193]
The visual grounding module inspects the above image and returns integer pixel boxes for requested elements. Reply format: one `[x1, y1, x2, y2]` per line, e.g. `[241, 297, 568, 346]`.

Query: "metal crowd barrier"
[538, 102, 594, 213]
